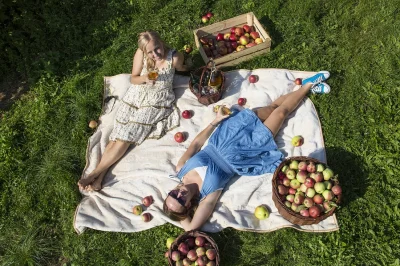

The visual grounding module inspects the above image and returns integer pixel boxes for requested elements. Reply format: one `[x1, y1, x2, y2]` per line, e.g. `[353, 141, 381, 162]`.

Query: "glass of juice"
[148, 68, 159, 80]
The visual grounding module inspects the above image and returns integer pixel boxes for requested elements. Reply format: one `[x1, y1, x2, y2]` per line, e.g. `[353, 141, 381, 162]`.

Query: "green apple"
[132, 205, 142, 215]
[323, 168, 334, 180]
[291, 135, 304, 147]
[254, 205, 270, 220]
[166, 237, 176, 249]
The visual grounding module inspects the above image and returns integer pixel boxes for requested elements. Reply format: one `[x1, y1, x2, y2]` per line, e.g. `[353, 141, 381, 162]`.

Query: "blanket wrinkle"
[74, 69, 339, 234]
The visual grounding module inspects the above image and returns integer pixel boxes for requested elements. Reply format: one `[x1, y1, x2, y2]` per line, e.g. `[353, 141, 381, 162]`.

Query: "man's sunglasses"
[168, 189, 186, 207]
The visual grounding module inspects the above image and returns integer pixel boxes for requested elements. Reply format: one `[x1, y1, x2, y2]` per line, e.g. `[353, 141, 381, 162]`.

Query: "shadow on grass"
[325, 147, 368, 208]
[209, 228, 243, 266]
[259, 16, 283, 49]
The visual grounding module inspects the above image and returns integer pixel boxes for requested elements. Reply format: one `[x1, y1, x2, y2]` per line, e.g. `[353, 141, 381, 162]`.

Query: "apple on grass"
[238, 97, 246, 106]
[254, 205, 270, 220]
[132, 205, 142, 215]
[142, 195, 153, 207]
[174, 132, 185, 143]
[206, 12, 213, 18]
[183, 44, 192, 54]
[201, 16, 209, 23]
[89, 120, 98, 129]
[249, 75, 258, 83]
[166, 237, 176, 249]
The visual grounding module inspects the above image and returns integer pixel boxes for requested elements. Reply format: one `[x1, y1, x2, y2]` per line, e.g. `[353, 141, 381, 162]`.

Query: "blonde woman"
[78, 31, 187, 191]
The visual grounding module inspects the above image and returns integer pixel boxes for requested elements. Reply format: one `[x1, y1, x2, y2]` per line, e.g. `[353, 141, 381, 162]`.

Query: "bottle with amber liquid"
[208, 60, 222, 94]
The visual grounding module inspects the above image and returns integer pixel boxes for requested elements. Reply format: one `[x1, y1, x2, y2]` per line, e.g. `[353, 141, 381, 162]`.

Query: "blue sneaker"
[302, 71, 330, 85]
[310, 82, 330, 94]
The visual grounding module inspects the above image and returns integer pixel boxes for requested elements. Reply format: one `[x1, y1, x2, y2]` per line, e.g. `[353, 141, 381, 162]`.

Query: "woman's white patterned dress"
[109, 49, 180, 144]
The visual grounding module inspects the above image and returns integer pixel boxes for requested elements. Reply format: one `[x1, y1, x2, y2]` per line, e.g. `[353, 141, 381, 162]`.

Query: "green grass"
[1, 0, 399, 265]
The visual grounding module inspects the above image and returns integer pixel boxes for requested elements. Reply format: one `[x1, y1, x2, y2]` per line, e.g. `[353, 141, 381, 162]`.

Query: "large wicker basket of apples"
[272, 156, 342, 225]
[167, 230, 219, 266]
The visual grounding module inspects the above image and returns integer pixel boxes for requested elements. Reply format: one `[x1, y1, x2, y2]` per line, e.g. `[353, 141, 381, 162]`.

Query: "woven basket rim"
[189, 66, 226, 105]
[167, 230, 220, 266]
[272, 156, 341, 225]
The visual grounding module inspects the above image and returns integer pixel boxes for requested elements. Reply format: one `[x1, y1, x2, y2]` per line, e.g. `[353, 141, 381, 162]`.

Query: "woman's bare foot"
[78, 173, 98, 190]
[87, 176, 103, 191]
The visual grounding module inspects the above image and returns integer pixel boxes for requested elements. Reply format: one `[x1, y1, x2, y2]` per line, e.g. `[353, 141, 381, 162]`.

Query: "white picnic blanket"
[73, 68, 339, 234]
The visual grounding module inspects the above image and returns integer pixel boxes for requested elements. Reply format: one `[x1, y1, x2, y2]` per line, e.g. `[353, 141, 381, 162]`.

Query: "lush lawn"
[1, 0, 399, 265]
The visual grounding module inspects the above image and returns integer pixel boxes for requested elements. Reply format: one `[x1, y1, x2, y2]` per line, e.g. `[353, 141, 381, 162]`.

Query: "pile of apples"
[132, 195, 154, 222]
[167, 235, 218, 266]
[200, 24, 263, 59]
[275, 159, 342, 218]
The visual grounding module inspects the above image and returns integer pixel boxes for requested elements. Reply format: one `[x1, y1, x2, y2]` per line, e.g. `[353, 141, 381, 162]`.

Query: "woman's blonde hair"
[137, 31, 168, 71]
[163, 185, 199, 221]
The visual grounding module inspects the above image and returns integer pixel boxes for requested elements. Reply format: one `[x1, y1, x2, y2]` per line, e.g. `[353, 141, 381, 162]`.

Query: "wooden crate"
[193, 12, 271, 67]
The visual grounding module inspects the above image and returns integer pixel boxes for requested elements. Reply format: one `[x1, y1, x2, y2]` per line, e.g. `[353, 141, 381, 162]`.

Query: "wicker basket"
[168, 230, 220, 266]
[272, 156, 341, 225]
[189, 60, 226, 106]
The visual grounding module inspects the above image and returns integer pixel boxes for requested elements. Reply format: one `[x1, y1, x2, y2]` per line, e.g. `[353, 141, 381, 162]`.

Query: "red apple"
[250, 31, 260, 39]
[182, 110, 192, 119]
[295, 78, 302, 85]
[249, 75, 258, 83]
[202, 16, 209, 23]
[171, 250, 181, 261]
[216, 33, 224, 41]
[142, 195, 153, 207]
[195, 236, 206, 247]
[298, 161, 307, 171]
[239, 36, 249, 45]
[206, 249, 217, 260]
[246, 42, 256, 48]
[313, 194, 324, 204]
[308, 205, 321, 218]
[89, 120, 98, 129]
[230, 27, 236, 34]
[243, 24, 252, 33]
[229, 33, 237, 42]
[278, 185, 288, 195]
[187, 249, 197, 261]
[174, 132, 185, 143]
[178, 242, 190, 256]
[224, 33, 231, 41]
[235, 27, 244, 36]
[196, 256, 208, 266]
[141, 212, 152, 222]
[183, 44, 192, 54]
[238, 97, 246, 106]
[286, 194, 294, 203]
[230, 41, 238, 49]
[300, 209, 310, 217]
[304, 178, 315, 188]
[289, 187, 297, 195]
[303, 197, 314, 208]
[206, 12, 213, 18]
[332, 185, 342, 195]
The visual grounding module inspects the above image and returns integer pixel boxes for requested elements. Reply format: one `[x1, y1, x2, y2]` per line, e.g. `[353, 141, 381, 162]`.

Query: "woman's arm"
[175, 107, 230, 172]
[172, 51, 190, 72]
[130, 49, 154, 85]
[180, 190, 222, 231]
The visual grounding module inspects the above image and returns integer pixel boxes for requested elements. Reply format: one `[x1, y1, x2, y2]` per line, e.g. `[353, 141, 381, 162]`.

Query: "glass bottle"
[208, 60, 222, 93]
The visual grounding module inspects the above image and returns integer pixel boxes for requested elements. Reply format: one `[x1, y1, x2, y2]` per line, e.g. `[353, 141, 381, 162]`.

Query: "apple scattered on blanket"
[291, 135, 304, 147]
[142, 195, 154, 207]
[182, 110, 192, 119]
[238, 97, 247, 106]
[254, 205, 270, 220]
[141, 213, 152, 222]
[88, 120, 98, 129]
[174, 132, 185, 143]
[132, 205, 142, 215]
[249, 75, 258, 83]
[295, 78, 302, 85]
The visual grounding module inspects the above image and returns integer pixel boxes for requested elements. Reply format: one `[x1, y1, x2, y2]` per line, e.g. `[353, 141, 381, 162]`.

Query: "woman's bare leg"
[263, 83, 313, 136]
[78, 140, 131, 190]
[255, 87, 298, 121]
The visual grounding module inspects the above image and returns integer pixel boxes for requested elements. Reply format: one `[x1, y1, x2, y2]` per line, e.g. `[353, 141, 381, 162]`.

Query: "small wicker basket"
[272, 156, 341, 225]
[168, 230, 220, 266]
[189, 60, 226, 106]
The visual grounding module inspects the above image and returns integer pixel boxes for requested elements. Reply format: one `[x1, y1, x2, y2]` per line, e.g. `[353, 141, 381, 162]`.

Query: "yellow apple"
[254, 205, 270, 220]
